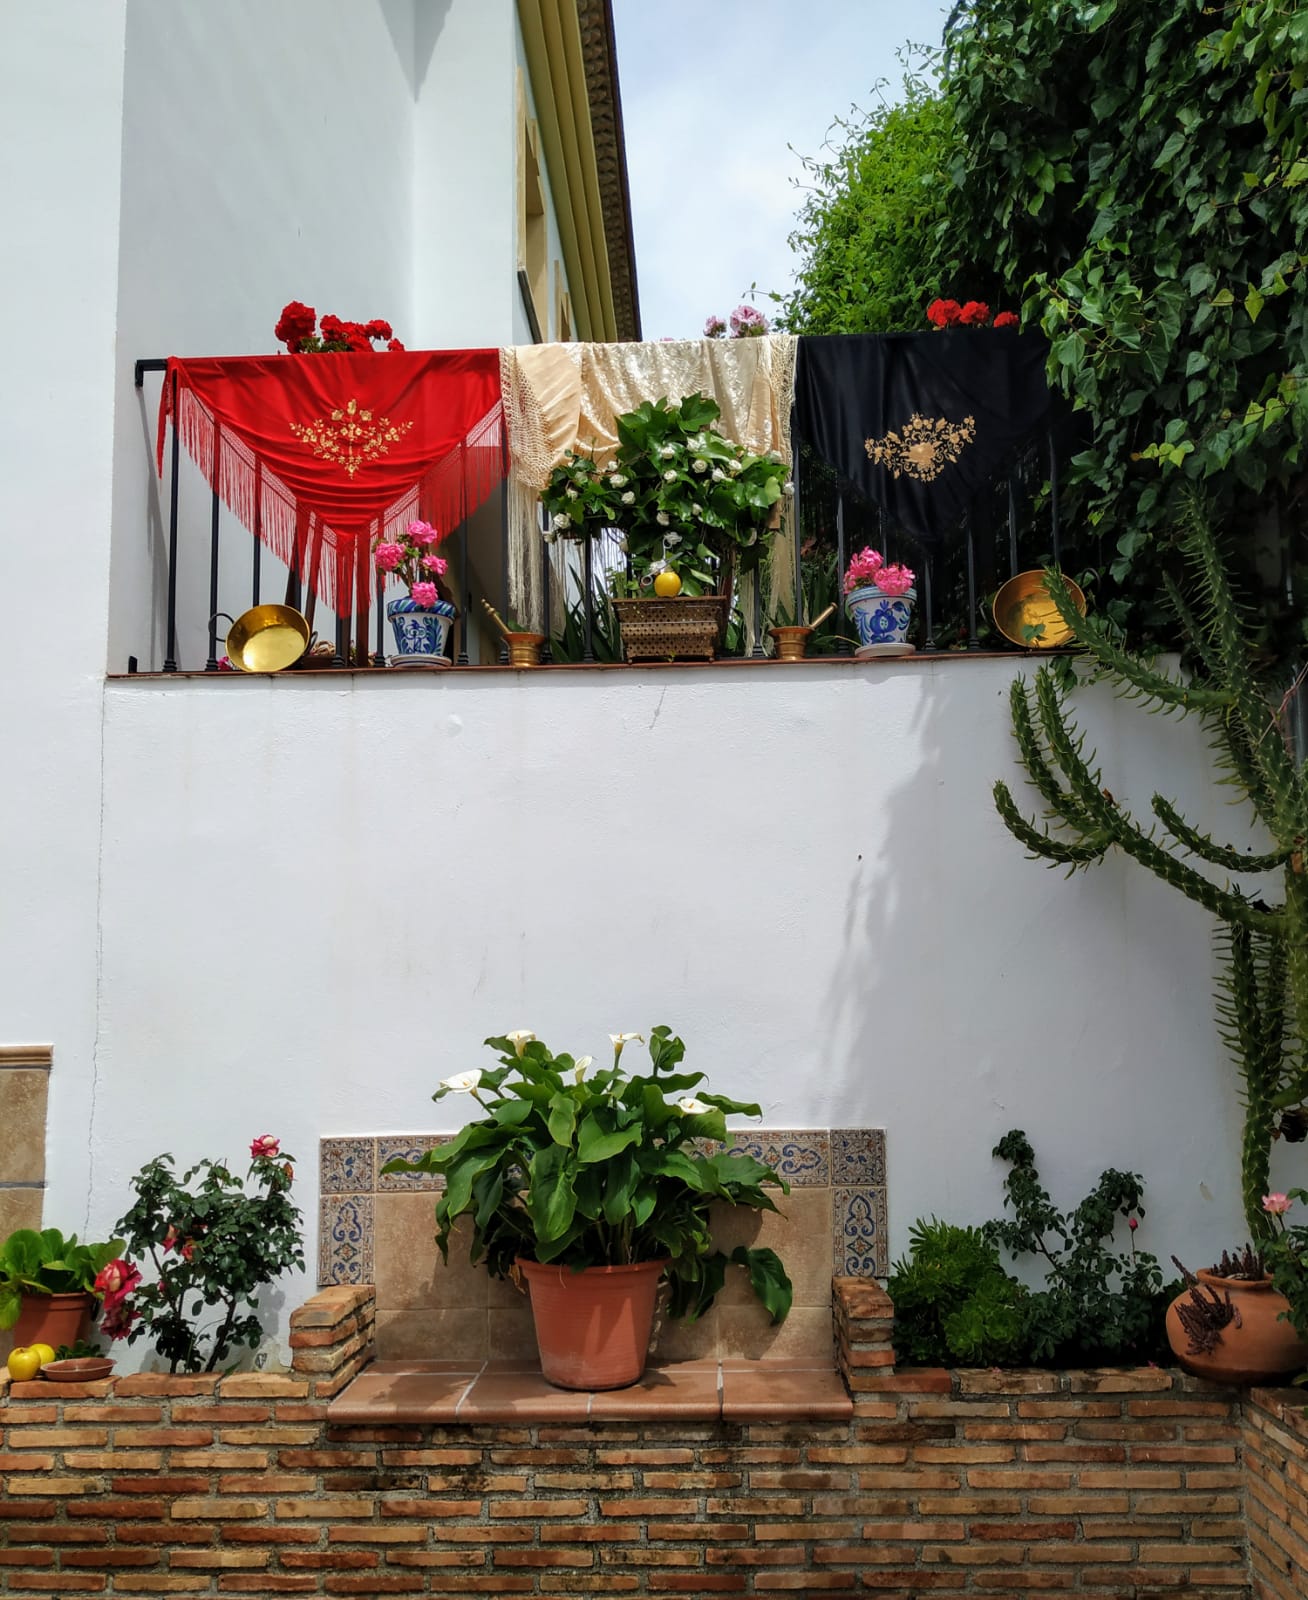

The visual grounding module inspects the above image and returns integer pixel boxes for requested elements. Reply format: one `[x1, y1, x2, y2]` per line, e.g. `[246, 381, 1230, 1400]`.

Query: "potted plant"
[373, 519, 458, 665]
[0, 1227, 125, 1349]
[383, 1026, 793, 1390]
[538, 394, 788, 661]
[1165, 1229, 1308, 1384]
[844, 547, 917, 654]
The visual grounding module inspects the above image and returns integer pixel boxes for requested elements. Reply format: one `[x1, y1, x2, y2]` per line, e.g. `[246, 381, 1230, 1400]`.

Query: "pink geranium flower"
[843, 547, 885, 594]
[407, 520, 439, 547]
[374, 542, 404, 572]
[410, 581, 439, 608]
[421, 554, 449, 576]
[872, 562, 916, 597]
[250, 1134, 280, 1159]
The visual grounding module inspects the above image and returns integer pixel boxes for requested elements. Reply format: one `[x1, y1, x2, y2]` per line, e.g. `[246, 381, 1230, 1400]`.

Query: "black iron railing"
[134, 357, 1069, 671]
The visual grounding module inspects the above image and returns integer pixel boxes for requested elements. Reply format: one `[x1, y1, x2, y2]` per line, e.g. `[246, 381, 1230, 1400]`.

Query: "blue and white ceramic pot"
[845, 584, 916, 648]
[387, 596, 456, 660]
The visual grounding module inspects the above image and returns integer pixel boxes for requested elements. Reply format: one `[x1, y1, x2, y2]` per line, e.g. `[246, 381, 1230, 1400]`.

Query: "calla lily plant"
[384, 1025, 793, 1324]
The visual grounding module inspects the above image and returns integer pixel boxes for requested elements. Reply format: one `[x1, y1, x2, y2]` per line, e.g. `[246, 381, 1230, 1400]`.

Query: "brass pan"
[992, 570, 1086, 650]
[215, 605, 313, 672]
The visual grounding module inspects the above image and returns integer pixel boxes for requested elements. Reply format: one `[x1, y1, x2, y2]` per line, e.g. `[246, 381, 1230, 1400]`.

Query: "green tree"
[779, 53, 956, 335]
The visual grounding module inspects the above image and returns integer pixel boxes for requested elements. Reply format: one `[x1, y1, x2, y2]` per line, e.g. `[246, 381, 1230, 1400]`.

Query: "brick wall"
[0, 1281, 1300, 1597]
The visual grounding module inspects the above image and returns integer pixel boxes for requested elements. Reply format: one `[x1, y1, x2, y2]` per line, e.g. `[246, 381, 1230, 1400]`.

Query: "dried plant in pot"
[384, 1027, 793, 1390]
[1165, 1240, 1308, 1384]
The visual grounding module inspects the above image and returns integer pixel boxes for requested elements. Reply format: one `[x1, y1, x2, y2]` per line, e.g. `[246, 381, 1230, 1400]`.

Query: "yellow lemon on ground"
[6, 1346, 43, 1381]
[653, 569, 682, 598]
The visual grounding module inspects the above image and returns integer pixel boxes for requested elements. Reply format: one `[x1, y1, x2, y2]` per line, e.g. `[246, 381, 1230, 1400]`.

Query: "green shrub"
[887, 1219, 1027, 1366]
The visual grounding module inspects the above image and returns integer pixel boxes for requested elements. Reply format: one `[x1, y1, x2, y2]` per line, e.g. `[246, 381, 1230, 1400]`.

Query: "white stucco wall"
[66, 658, 1271, 1353]
[0, 0, 129, 1235]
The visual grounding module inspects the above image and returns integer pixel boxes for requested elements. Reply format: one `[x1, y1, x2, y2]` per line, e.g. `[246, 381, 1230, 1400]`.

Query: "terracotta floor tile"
[326, 1368, 474, 1424]
[589, 1365, 722, 1421]
[457, 1371, 592, 1422]
[720, 1365, 853, 1421]
[369, 1359, 483, 1374]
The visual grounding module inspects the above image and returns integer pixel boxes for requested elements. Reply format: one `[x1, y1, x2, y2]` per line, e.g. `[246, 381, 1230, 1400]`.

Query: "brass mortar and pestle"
[769, 602, 836, 661]
[480, 598, 546, 667]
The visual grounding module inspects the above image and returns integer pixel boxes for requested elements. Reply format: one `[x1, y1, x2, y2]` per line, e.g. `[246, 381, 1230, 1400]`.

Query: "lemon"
[653, 569, 682, 598]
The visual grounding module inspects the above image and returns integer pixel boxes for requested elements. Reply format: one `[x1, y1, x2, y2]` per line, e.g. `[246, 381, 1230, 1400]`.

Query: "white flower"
[783, 480, 795, 496]
[573, 1055, 593, 1084]
[712, 468, 726, 482]
[656, 511, 670, 526]
[768, 450, 784, 464]
[621, 491, 635, 505]
[676, 1096, 711, 1115]
[609, 473, 627, 488]
[727, 459, 742, 475]
[565, 487, 579, 500]
[659, 444, 676, 459]
[663, 469, 678, 483]
[505, 1029, 536, 1056]
[610, 1032, 643, 1060]
[552, 512, 571, 530]
[691, 504, 702, 517]
[440, 1069, 484, 1093]
[692, 459, 708, 474]
[664, 532, 682, 546]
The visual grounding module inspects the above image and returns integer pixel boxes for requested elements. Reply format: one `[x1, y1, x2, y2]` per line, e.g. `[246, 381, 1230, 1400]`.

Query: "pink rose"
[95, 1258, 142, 1302]
[250, 1134, 280, 1159]
[374, 542, 404, 572]
[101, 1298, 139, 1340]
[407, 520, 439, 546]
[410, 581, 438, 608]
[1262, 1192, 1292, 1215]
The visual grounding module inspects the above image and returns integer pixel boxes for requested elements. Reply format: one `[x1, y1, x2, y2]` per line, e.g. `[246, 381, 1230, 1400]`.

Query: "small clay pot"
[1164, 1271, 1308, 1384]
[11, 1292, 93, 1351]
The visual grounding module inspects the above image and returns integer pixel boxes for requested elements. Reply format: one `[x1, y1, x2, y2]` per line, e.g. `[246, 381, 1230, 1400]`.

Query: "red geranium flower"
[365, 319, 393, 341]
[993, 310, 1019, 329]
[387, 338, 406, 352]
[926, 298, 962, 327]
[959, 300, 991, 325]
[274, 300, 317, 352]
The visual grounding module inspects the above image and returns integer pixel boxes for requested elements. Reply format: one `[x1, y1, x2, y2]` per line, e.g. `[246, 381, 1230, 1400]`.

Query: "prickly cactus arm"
[1033, 671, 1279, 932]
[1150, 794, 1292, 873]
[1044, 567, 1231, 715]
[992, 780, 1114, 865]
[1284, 864, 1308, 1109]
[1221, 924, 1280, 1239]
[1006, 678, 1102, 828]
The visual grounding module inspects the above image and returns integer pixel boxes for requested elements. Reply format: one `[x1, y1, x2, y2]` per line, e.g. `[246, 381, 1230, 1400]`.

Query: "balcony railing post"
[458, 521, 470, 665]
[790, 440, 803, 625]
[965, 512, 980, 649]
[252, 461, 262, 607]
[582, 534, 596, 663]
[539, 514, 553, 663]
[499, 475, 510, 663]
[922, 552, 937, 653]
[374, 569, 387, 667]
[205, 418, 222, 671]
[163, 368, 180, 672]
[834, 491, 851, 656]
[1048, 428, 1061, 566]
[1007, 473, 1020, 577]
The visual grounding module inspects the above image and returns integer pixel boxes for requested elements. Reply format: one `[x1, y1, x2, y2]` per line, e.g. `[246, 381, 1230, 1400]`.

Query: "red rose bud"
[1128, 1217, 1138, 1231]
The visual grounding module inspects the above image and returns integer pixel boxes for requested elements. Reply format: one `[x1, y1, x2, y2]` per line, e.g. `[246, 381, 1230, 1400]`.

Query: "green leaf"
[729, 1246, 793, 1324]
[1245, 285, 1265, 322]
[576, 1114, 643, 1164]
[546, 1091, 578, 1148]
[527, 1145, 577, 1243]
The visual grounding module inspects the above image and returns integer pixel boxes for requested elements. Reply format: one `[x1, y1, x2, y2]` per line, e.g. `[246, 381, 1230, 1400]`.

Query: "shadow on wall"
[820, 655, 1246, 1269]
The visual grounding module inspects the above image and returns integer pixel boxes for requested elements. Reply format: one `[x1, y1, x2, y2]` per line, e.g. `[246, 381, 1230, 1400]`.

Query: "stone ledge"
[327, 1358, 853, 1426]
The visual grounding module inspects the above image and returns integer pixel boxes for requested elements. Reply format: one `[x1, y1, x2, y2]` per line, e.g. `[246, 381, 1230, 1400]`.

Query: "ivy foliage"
[779, 53, 956, 335]
[944, 0, 1308, 632]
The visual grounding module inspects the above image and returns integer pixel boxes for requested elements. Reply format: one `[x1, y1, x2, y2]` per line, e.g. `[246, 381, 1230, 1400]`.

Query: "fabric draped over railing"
[500, 335, 799, 632]
[792, 332, 1052, 545]
[157, 351, 504, 614]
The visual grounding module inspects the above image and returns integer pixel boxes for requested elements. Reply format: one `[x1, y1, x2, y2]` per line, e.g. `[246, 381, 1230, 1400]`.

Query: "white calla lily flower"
[505, 1030, 536, 1056]
[676, 1096, 711, 1115]
[441, 1069, 484, 1093]
[573, 1055, 593, 1084]
[609, 1032, 643, 1059]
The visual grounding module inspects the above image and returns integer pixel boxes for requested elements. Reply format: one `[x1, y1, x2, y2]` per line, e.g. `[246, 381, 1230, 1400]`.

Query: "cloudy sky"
[611, 0, 950, 339]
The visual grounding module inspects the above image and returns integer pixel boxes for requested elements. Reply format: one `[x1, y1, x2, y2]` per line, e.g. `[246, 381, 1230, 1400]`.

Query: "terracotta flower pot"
[1165, 1271, 1308, 1384]
[517, 1259, 667, 1390]
[11, 1291, 93, 1351]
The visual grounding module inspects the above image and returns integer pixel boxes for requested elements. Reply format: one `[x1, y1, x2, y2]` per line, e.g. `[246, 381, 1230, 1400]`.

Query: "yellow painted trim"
[517, 0, 620, 342]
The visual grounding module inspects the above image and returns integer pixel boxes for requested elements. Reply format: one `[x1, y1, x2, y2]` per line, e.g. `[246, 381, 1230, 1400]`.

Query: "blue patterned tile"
[725, 1131, 830, 1186]
[377, 1135, 448, 1191]
[831, 1128, 886, 1186]
[833, 1185, 888, 1278]
[319, 1137, 376, 1195]
[318, 1194, 375, 1286]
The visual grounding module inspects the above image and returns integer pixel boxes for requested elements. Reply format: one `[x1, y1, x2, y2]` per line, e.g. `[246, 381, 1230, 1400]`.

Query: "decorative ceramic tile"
[830, 1128, 887, 1186]
[318, 1194, 375, 1286]
[833, 1185, 889, 1278]
[319, 1137, 376, 1195]
[725, 1131, 830, 1186]
[377, 1135, 448, 1191]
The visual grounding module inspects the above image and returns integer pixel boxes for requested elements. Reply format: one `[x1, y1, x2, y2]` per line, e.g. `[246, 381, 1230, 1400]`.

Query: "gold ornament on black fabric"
[864, 413, 976, 481]
[289, 398, 414, 477]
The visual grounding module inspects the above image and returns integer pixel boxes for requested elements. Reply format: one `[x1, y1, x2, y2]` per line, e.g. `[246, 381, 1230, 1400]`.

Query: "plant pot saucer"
[388, 654, 452, 669]
[40, 1357, 114, 1382]
[855, 642, 917, 660]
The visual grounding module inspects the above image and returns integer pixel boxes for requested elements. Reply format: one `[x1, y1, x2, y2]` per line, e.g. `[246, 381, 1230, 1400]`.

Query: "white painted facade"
[0, 3, 1262, 1362]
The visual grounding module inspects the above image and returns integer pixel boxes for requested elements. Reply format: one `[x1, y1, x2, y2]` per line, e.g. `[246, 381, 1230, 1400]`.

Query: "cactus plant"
[993, 501, 1306, 1238]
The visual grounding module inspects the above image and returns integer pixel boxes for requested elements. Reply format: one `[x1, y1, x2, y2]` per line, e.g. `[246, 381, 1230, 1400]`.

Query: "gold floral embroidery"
[289, 398, 413, 477]
[864, 413, 977, 482]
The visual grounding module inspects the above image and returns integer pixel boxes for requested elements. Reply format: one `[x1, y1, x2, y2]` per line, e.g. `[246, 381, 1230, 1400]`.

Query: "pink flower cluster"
[843, 547, 916, 597]
[704, 305, 770, 339]
[373, 519, 450, 604]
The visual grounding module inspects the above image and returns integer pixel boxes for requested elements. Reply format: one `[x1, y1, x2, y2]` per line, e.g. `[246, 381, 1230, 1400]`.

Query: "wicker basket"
[612, 595, 729, 662]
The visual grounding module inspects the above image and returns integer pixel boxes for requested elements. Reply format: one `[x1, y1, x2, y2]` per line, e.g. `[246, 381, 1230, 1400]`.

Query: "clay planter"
[1165, 1271, 1308, 1384]
[517, 1259, 667, 1390]
[11, 1291, 93, 1351]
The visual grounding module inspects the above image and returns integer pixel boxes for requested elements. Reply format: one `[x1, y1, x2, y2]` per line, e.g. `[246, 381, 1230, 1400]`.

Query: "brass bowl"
[505, 631, 546, 668]
[222, 605, 312, 672]
[769, 625, 812, 662]
[993, 570, 1086, 650]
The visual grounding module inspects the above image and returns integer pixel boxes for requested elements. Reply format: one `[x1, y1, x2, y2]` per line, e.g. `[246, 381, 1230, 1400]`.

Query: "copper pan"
[213, 606, 314, 672]
[992, 570, 1086, 650]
